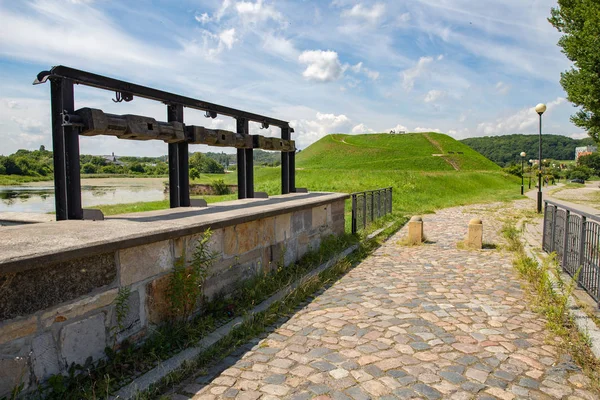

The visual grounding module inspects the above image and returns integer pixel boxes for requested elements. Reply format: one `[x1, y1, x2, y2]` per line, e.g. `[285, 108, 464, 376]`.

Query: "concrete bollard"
[408, 216, 423, 245]
[467, 218, 483, 249]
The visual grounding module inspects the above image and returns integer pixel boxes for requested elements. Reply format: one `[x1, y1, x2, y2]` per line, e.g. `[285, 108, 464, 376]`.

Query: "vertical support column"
[281, 127, 290, 194]
[362, 193, 367, 229]
[550, 205, 557, 253]
[562, 210, 570, 269]
[50, 78, 69, 220]
[167, 105, 183, 208]
[289, 149, 296, 193]
[351, 194, 357, 234]
[236, 118, 247, 199]
[169, 104, 189, 207]
[578, 216, 586, 288]
[542, 202, 548, 250]
[245, 147, 254, 198]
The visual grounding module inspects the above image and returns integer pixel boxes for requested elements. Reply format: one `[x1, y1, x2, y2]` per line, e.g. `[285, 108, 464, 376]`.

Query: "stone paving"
[167, 201, 598, 400]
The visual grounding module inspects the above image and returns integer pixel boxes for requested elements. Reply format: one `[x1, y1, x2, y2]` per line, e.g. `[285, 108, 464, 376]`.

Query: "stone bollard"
[467, 218, 483, 249]
[408, 216, 423, 245]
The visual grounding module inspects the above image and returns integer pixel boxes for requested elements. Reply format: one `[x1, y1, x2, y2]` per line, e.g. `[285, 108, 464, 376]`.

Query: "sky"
[0, 0, 587, 156]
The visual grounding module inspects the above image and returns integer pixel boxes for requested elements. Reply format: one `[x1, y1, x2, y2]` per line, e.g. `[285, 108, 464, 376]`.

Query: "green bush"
[81, 163, 98, 174]
[211, 179, 230, 195]
[189, 168, 200, 180]
[567, 165, 592, 180]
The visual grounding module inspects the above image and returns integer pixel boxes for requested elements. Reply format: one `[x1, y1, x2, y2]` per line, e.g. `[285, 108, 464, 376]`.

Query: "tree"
[578, 153, 600, 175]
[549, 1, 600, 141]
[81, 163, 98, 174]
[189, 168, 200, 180]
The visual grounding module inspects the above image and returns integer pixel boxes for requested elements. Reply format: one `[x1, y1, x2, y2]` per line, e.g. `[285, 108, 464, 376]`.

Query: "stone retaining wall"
[0, 197, 345, 396]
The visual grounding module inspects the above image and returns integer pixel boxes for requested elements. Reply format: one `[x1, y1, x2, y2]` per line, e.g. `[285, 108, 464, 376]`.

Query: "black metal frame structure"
[34, 66, 297, 220]
[351, 187, 393, 234]
[542, 200, 600, 306]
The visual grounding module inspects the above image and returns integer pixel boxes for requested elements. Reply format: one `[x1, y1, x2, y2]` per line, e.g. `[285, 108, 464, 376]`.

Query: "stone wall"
[0, 197, 345, 396]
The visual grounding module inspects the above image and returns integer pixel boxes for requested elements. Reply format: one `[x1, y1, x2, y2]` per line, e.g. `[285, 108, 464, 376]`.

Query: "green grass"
[97, 195, 237, 215]
[296, 133, 501, 171]
[88, 133, 521, 218]
[0, 175, 52, 185]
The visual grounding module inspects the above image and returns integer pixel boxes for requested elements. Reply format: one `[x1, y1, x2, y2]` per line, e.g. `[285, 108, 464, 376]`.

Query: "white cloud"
[477, 97, 566, 136]
[388, 124, 408, 133]
[495, 81, 510, 95]
[398, 12, 411, 23]
[219, 28, 237, 50]
[424, 89, 445, 103]
[342, 3, 386, 24]
[290, 112, 352, 148]
[299, 50, 343, 82]
[215, 0, 232, 21]
[351, 123, 374, 134]
[414, 127, 441, 133]
[262, 35, 299, 60]
[402, 56, 434, 91]
[235, 0, 283, 24]
[347, 62, 379, 80]
[195, 13, 210, 24]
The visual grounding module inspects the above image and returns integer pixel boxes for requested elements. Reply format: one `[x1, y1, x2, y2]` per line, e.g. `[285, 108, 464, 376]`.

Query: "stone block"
[237, 221, 259, 254]
[42, 289, 118, 328]
[312, 205, 328, 229]
[332, 220, 345, 236]
[260, 217, 276, 245]
[466, 218, 483, 249]
[291, 209, 312, 235]
[119, 240, 173, 285]
[183, 229, 224, 262]
[203, 259, 261, 300]
[60, 314, 107, 367]
[0, 253, 116, 321]
[224, 225, 237, 257]
[146, 275, 172, 325]
[110, 289, 142, 341]
[31, 333, 60, 381]
[0, 356, 29, 397]
[275, 213, 291, 243]
[284, 240, 297, 266]
[408, 216, 423, 245]
[0, 316, 37, 345]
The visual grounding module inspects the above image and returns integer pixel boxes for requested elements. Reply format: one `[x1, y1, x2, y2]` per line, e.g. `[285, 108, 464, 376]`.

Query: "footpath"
[165, 201, 598, 400]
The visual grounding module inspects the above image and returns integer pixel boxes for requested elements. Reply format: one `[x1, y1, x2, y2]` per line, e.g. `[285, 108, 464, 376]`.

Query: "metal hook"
[204, 110, 217, 119]
[112, 92, 123, 103]
[260, 121, 269, 130]
[112, 91, 133, 103]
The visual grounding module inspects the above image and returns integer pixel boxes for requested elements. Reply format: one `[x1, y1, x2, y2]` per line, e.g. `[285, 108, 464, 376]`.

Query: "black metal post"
[521, 157, 524, 195]
[281, 127, 290, 194]
[50, 78, 69, 220]
[351, 194, 357, 234]
[168, 104, 189, 207]
[578, 216, 586, 288]
[362, 193, 367, 229]
[542, 201, 548, 250]
[245, 148, 254, 198]
[65, 119, 83, 220]
[529, 168, 532, 189]
[168, 143, 180, 208]
[562, 210, 570, 269]
[289, 150, 296, 193]
[236, 118, 247, 199]
[537, 113, 543, 213]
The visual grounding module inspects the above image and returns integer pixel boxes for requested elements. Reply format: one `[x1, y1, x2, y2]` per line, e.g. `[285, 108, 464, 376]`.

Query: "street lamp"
[535, 103, 547, 213]
[520, 152, 526, 195]
[529, 159, 533, 189]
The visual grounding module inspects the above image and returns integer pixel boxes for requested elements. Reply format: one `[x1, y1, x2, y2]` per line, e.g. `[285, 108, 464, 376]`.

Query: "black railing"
[351, 187, 393, 234]
[543, 200, 600, 306]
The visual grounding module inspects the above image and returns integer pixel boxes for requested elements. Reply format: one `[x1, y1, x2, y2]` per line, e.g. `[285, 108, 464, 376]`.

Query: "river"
[0, 178, 167, 214]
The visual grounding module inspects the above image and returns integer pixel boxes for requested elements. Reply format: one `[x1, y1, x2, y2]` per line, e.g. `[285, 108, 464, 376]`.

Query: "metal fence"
[351, 187, 393, 234]
[543, 200, 600, 306]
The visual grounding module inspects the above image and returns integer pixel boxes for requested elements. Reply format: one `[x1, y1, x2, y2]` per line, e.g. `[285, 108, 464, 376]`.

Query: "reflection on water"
[0, 184, 166, 213]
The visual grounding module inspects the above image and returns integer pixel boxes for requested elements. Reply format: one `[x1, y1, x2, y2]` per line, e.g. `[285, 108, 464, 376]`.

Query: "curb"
[112, 243, 360, 399]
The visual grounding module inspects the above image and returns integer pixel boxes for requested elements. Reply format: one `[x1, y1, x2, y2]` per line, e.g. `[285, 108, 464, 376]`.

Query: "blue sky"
[0, 0, 585, 156]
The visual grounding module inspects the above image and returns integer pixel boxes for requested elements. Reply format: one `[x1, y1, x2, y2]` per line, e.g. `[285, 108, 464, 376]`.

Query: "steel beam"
[168, 143, 180, 208]
[281, 127, 290, 194]
[37, 66, 289, 128]
[50, 79, 69, 220]
[236, 118, 248, 199]
[168, 104, 189, 207]
[245, 148, 254, 198]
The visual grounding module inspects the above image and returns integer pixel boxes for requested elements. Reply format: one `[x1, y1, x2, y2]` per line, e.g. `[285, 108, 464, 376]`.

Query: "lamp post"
[520, 152, 526, 195]
[528, 159, 533, 189]
[535, 103, 547, 213]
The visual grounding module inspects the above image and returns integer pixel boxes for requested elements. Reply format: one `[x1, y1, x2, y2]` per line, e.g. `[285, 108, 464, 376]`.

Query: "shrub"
[189, 168, 200, 180]
[211, 179, 230, 195]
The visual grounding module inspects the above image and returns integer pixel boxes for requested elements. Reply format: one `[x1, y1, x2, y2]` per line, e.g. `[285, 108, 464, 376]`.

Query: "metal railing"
[351, 187, 393, 234]
[543, 200, 600, 306]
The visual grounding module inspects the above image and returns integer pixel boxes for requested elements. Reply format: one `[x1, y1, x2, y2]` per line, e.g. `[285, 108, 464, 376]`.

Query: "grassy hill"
[297, 133, 500, 171]
[98, 132, 521, 219]
[461, 134, 596, 167]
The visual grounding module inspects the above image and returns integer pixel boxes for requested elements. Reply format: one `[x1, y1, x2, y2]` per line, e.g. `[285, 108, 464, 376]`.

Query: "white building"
[575, 146, 597, 160]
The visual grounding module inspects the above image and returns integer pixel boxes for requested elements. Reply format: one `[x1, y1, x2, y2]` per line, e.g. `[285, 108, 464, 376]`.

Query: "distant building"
[102, 152, 125, 166]
[575, 146, 597, 160]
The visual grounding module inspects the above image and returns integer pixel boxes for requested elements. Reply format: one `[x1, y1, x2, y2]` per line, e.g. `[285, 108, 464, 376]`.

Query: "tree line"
[461, 134, 595, 167]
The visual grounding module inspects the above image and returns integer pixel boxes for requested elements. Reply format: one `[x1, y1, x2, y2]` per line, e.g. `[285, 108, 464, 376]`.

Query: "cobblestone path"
[170, 201, 598, 400]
